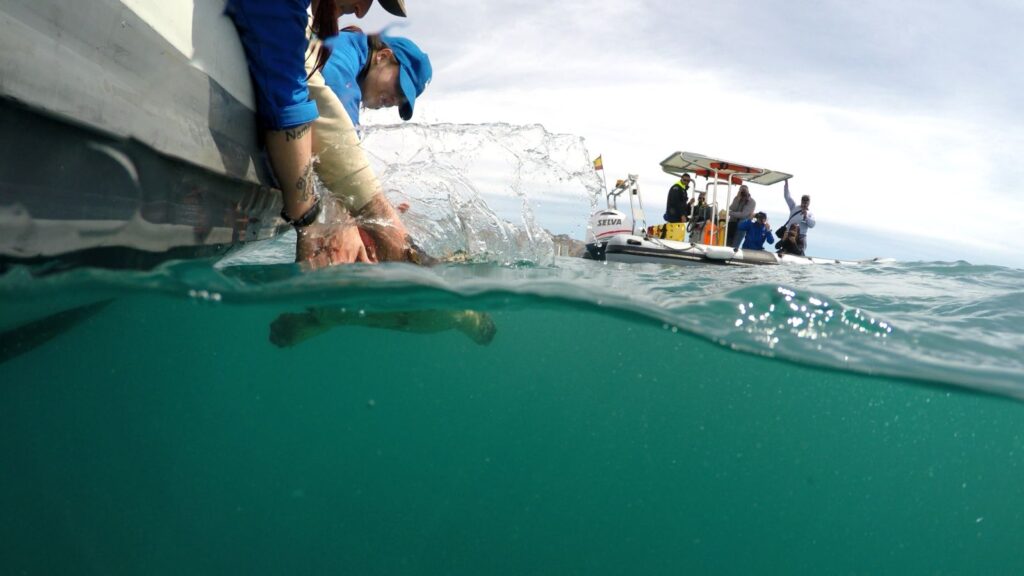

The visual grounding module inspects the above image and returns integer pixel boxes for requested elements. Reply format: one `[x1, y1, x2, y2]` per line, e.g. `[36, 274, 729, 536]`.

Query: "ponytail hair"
[310, 0, 340, 77]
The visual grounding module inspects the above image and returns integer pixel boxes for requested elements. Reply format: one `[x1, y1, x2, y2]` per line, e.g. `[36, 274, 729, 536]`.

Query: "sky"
[355, 0, 1024, 265]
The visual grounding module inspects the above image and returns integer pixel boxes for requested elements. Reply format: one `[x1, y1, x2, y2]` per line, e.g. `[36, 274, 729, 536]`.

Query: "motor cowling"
[586, 208, 631, 244]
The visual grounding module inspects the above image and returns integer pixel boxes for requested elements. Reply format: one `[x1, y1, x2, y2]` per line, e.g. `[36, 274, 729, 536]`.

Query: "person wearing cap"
[301, 30, 431, 263]
[225, 0, 408, 266]
[726, 184, 756, 247]
[664, 173, 691, 223]
[319, 31, 432, 127]
[736, 211, 775, 251]
[782, 180, 815, 254]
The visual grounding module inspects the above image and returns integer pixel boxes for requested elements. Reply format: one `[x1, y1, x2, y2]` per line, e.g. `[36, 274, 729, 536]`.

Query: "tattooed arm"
[265, 125, 317, 223]
[266, 125, 371, 265]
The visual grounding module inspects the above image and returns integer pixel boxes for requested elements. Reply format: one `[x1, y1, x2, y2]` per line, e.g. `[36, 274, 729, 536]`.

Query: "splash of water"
[361, 122, 603, 265]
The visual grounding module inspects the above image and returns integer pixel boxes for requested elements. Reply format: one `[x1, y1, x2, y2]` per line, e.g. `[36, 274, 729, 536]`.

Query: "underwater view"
[3, 252, 1024, 575]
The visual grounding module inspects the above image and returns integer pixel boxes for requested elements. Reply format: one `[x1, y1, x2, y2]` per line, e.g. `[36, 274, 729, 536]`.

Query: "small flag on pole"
[592, 155, 604, 171]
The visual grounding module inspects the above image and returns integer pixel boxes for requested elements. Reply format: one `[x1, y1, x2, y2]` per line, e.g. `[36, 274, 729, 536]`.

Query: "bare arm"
[265, 126, 316, 225]
[266, 127, 371, 265]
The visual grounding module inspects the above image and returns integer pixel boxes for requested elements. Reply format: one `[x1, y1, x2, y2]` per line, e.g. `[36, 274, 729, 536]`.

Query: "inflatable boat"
[603, 234, 868, 266]
[586, 152, 868, 266]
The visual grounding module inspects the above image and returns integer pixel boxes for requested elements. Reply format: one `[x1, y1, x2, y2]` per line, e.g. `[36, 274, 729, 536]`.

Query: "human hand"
[296, 223, 373, 268]
[294, 198, 374, 267]
[356, 194, 417, 263]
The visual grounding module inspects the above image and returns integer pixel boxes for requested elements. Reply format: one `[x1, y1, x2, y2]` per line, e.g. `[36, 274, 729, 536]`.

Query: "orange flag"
[592, 155, 604, 171]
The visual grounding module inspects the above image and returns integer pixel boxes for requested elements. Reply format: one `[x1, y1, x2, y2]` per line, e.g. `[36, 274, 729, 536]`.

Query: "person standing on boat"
[726, 184, 756, 247]
[736, 211, 774, 251]
[225, 0, 412, 266]
[782, 180, 815, 254]
[663, 173, 691, 223]
[687, 191, 714, 243]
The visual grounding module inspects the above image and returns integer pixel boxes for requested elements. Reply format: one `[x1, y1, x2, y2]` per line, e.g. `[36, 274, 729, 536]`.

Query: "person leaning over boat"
[317, 30, 430, 128]
[303, 28, 430, 262]
[725, 184, 756, 247]
[782, 180, 815, 254]
[663, 173, 691, 223]
[735, 211, 774, 251]
[687, 190, 714, 243]
[225, 0, 411, 266]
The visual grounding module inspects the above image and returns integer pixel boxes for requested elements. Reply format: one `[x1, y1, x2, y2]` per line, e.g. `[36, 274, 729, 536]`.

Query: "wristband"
[281, 194, 322, 228]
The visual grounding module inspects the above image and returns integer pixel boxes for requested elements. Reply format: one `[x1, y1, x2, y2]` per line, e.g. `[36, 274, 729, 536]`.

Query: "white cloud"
[356, 0, 1024, 263]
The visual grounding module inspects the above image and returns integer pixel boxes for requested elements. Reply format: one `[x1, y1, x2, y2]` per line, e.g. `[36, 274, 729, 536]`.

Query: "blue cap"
[382, 35, 432, 121]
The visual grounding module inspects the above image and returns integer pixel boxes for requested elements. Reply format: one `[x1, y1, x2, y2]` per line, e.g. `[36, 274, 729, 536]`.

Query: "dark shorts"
[226, 0, 318, 130]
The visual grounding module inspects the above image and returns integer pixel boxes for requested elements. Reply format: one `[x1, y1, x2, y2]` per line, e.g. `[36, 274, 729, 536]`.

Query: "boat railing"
[623, 174, 648, 235]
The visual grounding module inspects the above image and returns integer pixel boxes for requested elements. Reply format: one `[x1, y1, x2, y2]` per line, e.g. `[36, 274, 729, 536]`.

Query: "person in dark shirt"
[775, 223, 804, 256]
[687, 190, 714, 243]
[663, 173, 691, 223]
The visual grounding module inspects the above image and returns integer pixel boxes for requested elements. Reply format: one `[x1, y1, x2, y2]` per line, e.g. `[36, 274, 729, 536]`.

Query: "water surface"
[2, 255, 1023, 574]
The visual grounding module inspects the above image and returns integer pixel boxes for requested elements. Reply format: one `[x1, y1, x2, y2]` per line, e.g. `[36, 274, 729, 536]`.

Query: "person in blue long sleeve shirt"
[736, 212, 775, 250]
[225, 0, 409, 266]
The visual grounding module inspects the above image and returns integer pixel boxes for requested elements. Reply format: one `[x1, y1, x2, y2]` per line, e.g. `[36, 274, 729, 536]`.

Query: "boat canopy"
[660, 151, 791, 186]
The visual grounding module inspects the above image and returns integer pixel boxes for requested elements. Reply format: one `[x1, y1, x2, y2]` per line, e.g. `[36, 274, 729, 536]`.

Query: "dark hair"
[366, 33, 387, 53]
[355, 33, 388, 84]
[310, 0, 340, 78]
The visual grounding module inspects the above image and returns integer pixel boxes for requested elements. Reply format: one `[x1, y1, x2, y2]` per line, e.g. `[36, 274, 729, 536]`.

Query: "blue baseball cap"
[382, 35, 432, 121]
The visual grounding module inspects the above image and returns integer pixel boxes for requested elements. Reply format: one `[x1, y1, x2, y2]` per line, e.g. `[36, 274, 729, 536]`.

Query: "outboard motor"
[584, 208, 630, 260]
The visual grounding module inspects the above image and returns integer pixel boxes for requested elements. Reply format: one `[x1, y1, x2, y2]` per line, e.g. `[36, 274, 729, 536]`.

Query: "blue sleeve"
[226, 0, 318, 130]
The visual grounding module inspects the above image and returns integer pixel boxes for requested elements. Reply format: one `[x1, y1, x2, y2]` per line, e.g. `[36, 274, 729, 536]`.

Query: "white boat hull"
[603, 235, 866, 266]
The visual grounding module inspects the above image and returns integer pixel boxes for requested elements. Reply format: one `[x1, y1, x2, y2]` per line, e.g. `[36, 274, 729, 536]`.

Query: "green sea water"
[2, 256, 1024, 575]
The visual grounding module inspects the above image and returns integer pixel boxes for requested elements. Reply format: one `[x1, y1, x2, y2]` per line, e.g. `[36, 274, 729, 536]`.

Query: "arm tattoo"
[285, 123, 311, 142]
[296, 160, 314, 201]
